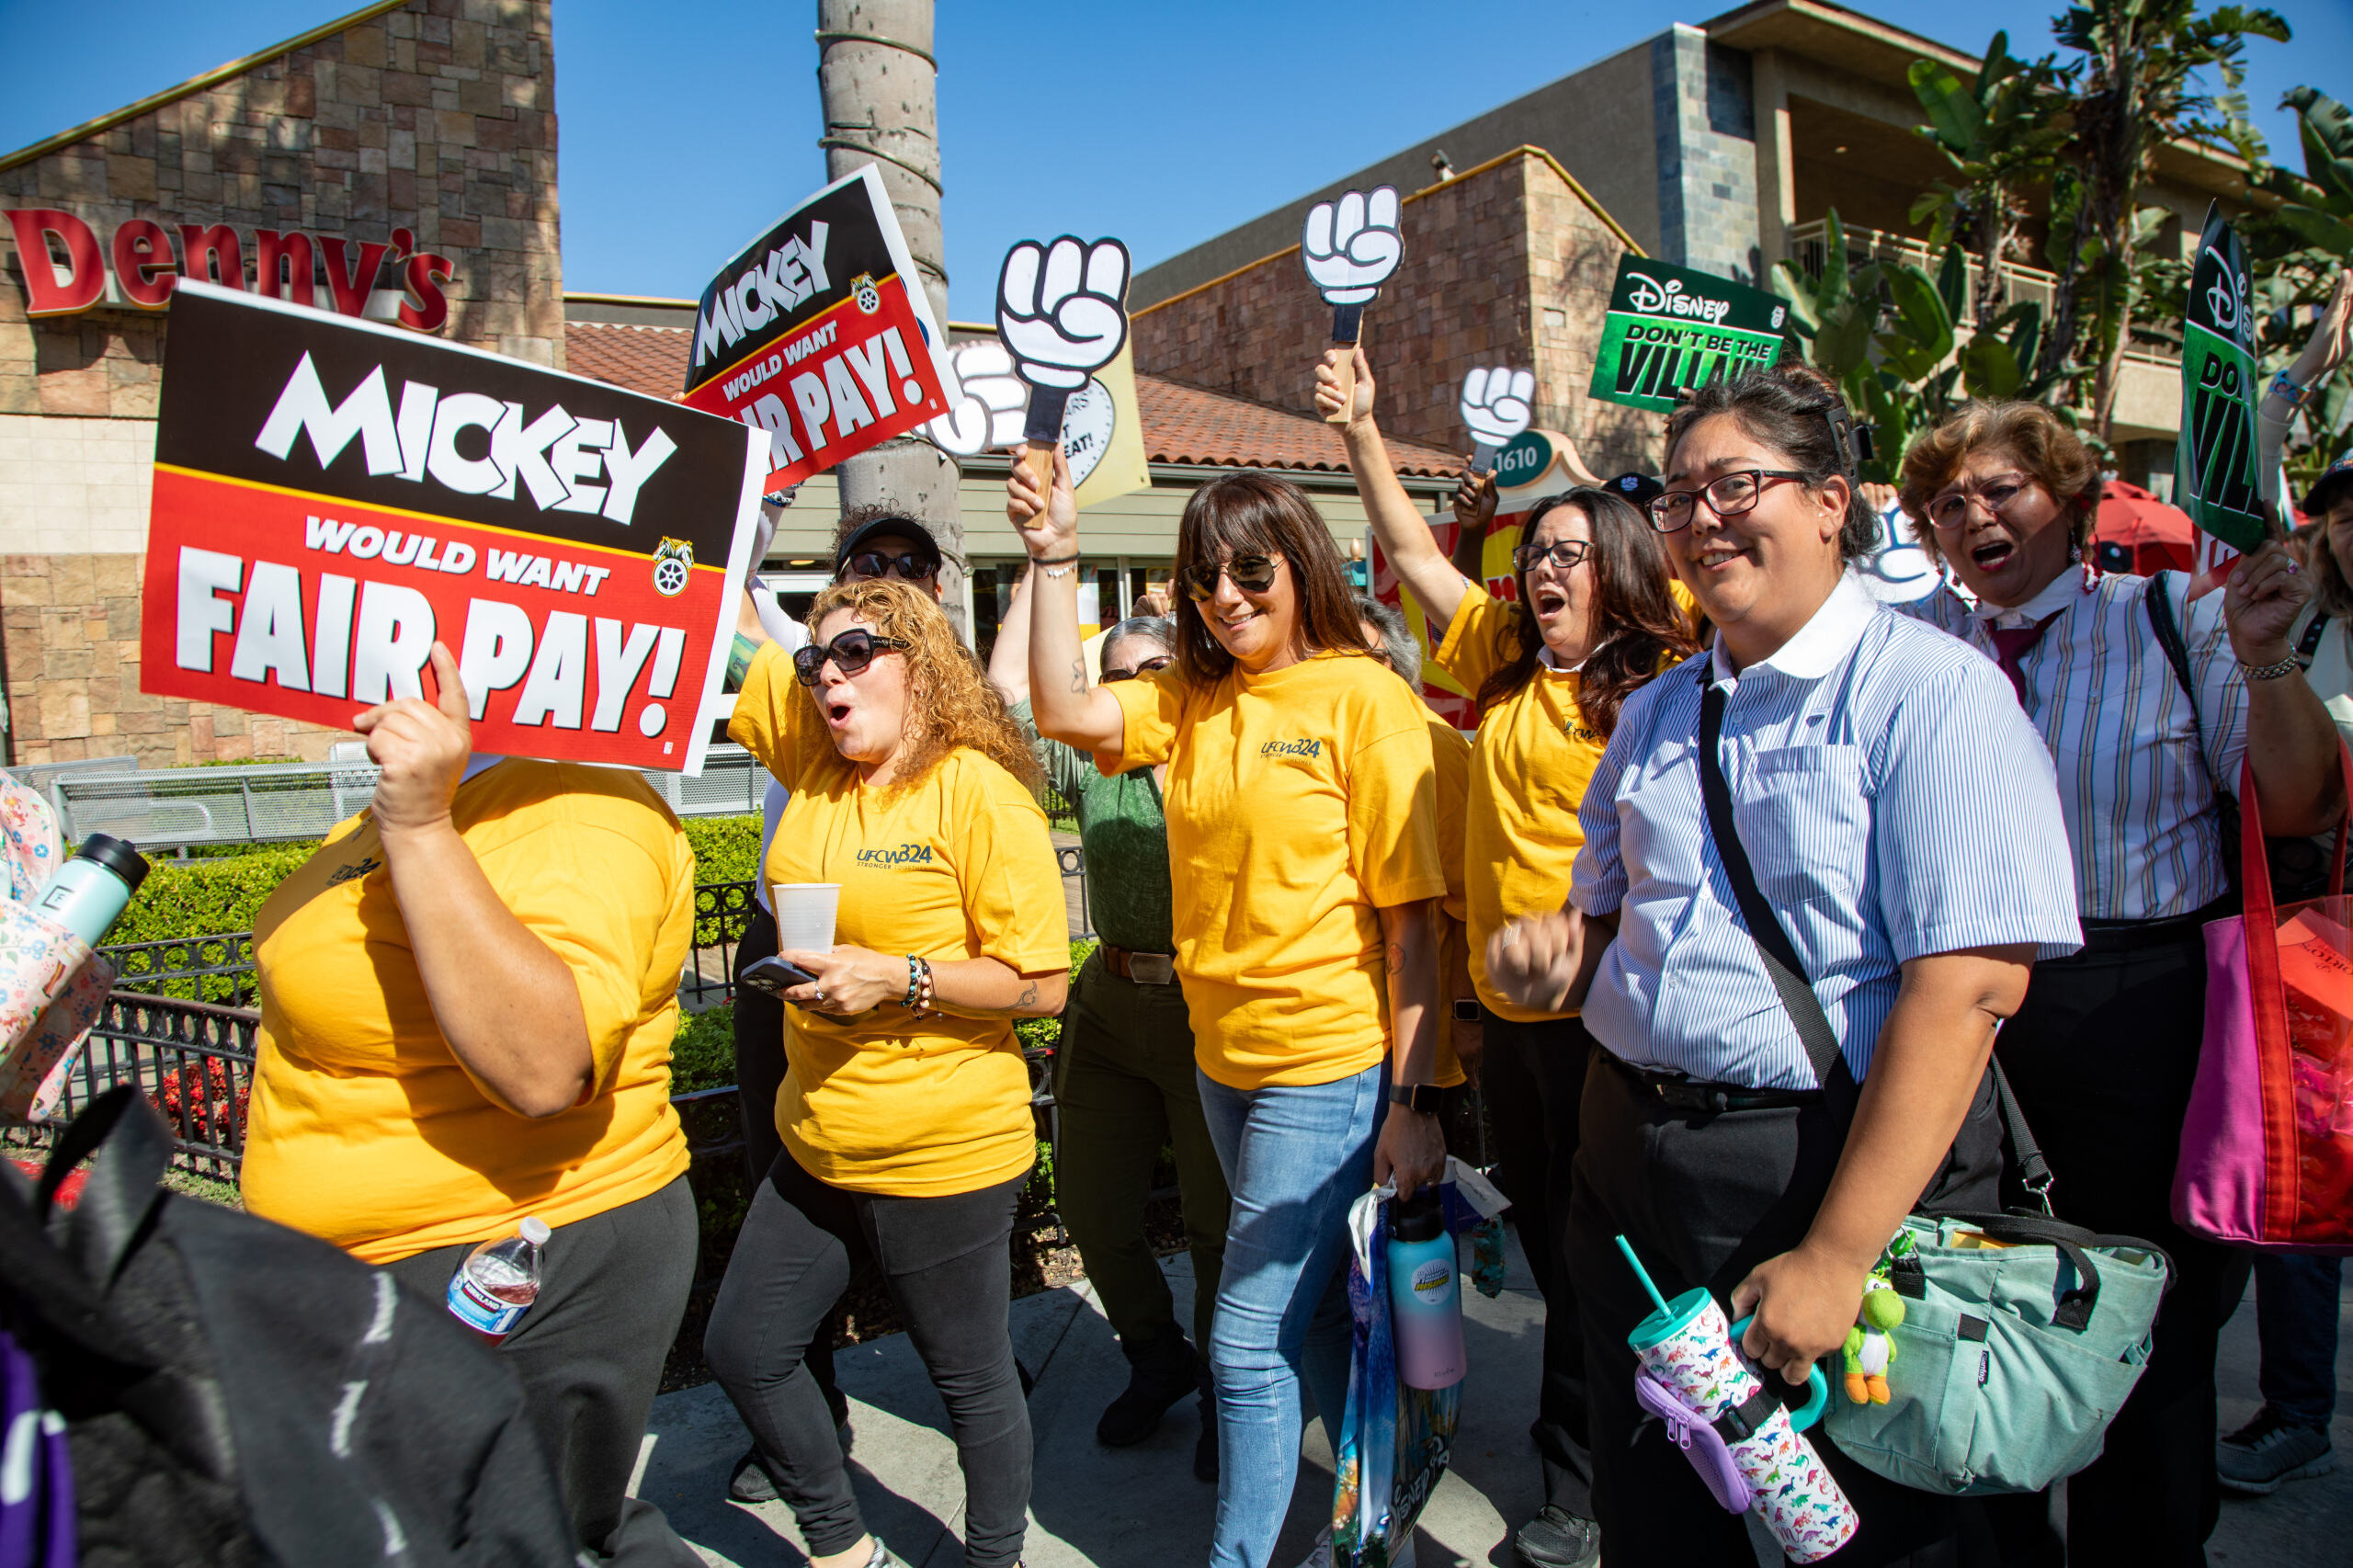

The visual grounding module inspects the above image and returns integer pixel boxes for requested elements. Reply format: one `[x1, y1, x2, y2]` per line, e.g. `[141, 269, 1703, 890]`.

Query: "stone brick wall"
[0, 0, 563, 767]
[1651, 26, 1763, 288]
[1131, 151, 1653, 480]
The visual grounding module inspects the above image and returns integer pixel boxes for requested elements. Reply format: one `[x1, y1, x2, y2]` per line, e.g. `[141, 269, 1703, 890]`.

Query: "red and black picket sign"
[142, 280, 765, 774]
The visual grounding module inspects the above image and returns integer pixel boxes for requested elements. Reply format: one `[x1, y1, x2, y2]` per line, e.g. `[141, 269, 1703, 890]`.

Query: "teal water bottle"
[1386, 1188, 1466, 1389]
[31, 834, 151, 946]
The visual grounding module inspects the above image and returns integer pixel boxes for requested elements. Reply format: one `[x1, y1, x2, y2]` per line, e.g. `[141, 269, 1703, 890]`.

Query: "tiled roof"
[564, 320, 1461, 481]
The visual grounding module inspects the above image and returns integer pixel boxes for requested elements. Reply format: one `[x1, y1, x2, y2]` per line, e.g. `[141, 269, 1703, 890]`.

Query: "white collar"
[1536, 643, 1586, 674]
[1710, 574, 1877, 686]
[1971, 565, 2090, 629]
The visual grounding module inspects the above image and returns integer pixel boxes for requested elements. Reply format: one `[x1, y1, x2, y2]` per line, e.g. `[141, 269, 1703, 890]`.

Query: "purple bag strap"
[1634, 1368, 1751, 1515]
[2, 1324, 76, 1568]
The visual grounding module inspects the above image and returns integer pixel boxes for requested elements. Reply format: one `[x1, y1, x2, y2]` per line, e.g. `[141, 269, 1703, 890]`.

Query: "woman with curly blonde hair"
[706, 574, 1069, 1568]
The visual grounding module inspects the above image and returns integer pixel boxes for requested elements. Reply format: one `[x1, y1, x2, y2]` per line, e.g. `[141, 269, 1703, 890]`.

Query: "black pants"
[1477, 1008, 1596, 1518]
[1979, 923, 2256, 1568]
[1566, 1053, 2003, 1567]
[705, 1150, 1033, 1568]
[387, 1176, 701, 1567]
[732, 906, 843, 1412]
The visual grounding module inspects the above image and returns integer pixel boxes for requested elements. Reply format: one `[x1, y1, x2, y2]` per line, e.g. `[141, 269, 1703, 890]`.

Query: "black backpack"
[0, 1088, 580, 1568]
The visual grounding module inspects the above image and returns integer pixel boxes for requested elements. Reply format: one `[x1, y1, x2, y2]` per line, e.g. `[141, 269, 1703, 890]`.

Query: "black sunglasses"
[841, 549, 938, 584]
[792, 628, 912, 686]
[1510, 539, 1595, 573]
[1178, 553, 1280, 602]
[1101, 654, 1173, 684]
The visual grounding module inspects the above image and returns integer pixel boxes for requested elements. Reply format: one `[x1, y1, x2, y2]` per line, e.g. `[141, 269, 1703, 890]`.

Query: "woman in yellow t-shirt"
[1009, 451, 1446, 1568]
[243, 642, 701, 1565]
[1321, 345, 1692, 1566]
[705, 577, 1069, 1568]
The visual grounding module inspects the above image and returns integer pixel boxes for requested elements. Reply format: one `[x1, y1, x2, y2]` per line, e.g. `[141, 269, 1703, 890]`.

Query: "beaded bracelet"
[2269, 370, 2313, 410]
[915, 957, 935, 1013]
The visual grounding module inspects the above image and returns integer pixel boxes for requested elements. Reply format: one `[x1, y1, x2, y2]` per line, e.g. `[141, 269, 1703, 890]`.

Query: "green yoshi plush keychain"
[1843, 1233, 1912, 1404]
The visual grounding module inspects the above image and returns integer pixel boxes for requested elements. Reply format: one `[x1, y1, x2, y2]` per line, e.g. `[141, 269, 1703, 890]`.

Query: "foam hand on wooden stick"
[997, 236, 1131, 498]
[1302, 187, 1403, 423]
[1460, 366, 1535, 472]
[926, 340, 1029, 458]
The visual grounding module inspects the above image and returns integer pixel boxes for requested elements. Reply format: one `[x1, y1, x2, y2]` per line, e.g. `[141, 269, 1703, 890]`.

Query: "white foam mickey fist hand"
[1302, 187, 1403, 305]
[1461, 367, 1536, 448]
[926, 341, 1029, 457]
[996, 237, 1132, 392]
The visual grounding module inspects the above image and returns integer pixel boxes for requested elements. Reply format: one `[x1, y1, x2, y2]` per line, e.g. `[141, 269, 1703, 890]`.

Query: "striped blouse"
[1572, 577, 2081, 1090]
[1904, 567, 2245, 923]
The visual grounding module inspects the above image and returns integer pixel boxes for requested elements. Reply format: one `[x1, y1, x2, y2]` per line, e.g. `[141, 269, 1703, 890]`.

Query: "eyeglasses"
[792, 628, 912, 686]
[1510, 539, 1596, 573]
[1101, 654, 1174, 684]
[1178, 554, 1281, 601]
[1926, 474, 2036, 531]
[841, 550, 938, 584]
[1648, 470, 1809, 534]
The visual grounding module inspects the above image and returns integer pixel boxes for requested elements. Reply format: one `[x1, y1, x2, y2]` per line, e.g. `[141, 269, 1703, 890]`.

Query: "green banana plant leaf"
[1961, 335, 2024, 401]
[1936, 243, 1968, 329]
[1910, 58, 1985, 156]
[2288, 86, 2353, 206]
[2277, 205, 2353, 258]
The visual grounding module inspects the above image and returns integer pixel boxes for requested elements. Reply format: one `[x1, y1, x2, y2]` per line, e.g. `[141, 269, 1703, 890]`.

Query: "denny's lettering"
[142, 281, 764, 774]
[1587, 256, 1788, 415]
[683, 165, 953, 491]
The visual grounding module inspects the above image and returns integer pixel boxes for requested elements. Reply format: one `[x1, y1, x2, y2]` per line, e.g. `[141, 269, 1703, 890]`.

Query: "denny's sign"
[4, 208, 457, 331]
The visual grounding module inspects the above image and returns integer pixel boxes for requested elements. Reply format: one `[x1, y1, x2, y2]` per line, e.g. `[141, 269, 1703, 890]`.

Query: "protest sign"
[142, 280, 765, 775]
[682, 165, 954, 493]
[1303, 188, 1403, 424]
[1588, 256, 1788, 414]
[2176, 202, 2269, 557]
[996, 236, 1134, 502]
[926, 335, 1150, 508]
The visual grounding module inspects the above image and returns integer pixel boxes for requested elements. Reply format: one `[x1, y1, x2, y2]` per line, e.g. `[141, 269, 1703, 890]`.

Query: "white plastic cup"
[773, 883, 840, 955]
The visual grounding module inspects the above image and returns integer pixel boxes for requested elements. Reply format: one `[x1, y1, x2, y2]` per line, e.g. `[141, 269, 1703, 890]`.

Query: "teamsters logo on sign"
[141, 281, 765, 774]
[682, 165, 954, 492]
[1587, 255, 1788, 415]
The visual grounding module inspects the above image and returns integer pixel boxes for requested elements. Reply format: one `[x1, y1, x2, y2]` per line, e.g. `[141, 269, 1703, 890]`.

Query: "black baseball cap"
[835, 516, 943, 576]
[2304, 456, 2353, 518]
[1606, 472, 1664, 508]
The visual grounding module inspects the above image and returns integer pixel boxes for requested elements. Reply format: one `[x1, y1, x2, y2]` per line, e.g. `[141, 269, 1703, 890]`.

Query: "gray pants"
[388, 1176, 701, 1567]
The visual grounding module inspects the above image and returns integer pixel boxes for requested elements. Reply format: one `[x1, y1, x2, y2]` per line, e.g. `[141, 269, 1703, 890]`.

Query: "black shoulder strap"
[2145, 575, 2216, 788]
[2300, 608, 2334, 663]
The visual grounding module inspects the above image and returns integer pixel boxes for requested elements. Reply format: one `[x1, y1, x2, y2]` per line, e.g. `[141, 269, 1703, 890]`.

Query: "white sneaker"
[1294, 1526, 1415, 1568]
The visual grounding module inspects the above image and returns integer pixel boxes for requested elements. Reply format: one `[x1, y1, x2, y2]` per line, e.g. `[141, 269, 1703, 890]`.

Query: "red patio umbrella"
[2094, 480, 2196, 577]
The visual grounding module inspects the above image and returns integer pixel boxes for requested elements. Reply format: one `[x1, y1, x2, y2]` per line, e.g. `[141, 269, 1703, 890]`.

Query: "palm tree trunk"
[816, 0, 965, 628]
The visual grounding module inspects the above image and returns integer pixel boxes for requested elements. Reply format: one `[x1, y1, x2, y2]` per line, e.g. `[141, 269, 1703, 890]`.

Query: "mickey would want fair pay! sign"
[682, 165, 954, 492]
[142, 281, 765, 774]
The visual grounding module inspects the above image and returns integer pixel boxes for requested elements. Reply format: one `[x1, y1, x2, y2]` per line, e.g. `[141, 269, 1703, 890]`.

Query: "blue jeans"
[2256, 1252, 2345, 1427]
[1197, 1062, 1385, 1568]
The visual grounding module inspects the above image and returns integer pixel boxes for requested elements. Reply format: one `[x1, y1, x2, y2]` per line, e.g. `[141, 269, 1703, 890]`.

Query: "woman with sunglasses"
[704, 577, 1070, 1568]
[1489, 362, 2083, 1566]
[1319, 345, 1692, 1568]
[986, 578, 1231, 1482]
[1893, 388, 2342, 1567]
[1008, 449, 1447, 1568]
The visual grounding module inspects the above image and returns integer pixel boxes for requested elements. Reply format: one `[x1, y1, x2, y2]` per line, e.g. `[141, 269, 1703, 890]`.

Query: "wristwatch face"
[1452, 999, 1481, 1023]
[1391, 1083, 1444, 1113]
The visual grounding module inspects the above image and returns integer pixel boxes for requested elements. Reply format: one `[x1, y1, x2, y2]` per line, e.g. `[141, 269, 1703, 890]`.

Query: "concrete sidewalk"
[634, 1231, 2351, 1567]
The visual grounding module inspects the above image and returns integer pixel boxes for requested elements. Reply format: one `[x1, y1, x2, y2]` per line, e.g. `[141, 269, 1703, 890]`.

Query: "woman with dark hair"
[1320, 346, 1692, 1568]
[1008, 450, 1447, 1568]
[705, 577, 1071, 1568]
[1490, 361, 2083, 1565]
[1895, 358, 2344, 1562]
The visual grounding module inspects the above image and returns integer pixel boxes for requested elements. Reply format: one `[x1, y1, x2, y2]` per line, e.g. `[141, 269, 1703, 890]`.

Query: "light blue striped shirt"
[1572, 577, 2083, 1089]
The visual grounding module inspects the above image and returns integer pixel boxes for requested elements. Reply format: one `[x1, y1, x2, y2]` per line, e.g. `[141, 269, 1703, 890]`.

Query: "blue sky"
[1, 0, 2345, 321]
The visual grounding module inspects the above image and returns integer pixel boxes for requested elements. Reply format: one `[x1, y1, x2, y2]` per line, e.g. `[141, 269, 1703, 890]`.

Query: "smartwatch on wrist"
[1451, 998, 1481, 1023]
[1387, 1083, 1444, 1114]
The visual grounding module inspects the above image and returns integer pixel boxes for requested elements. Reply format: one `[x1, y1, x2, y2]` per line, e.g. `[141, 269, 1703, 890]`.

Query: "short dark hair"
[1102, 616, 1176, 669]
[1169, 472, 1372, 683]
[1664, 363, 1880, 562]
[1353, 592, 1422, 689]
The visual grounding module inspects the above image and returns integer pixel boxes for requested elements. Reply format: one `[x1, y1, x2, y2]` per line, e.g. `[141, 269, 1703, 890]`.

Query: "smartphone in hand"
[740, 955, 821, 996]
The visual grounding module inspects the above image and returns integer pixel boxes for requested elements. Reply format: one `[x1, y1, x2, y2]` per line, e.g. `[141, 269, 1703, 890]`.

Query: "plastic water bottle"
[31, 834, 150, 945]
[1386, 1188, 1466, 1389]
[446, 1217, 550, 1344]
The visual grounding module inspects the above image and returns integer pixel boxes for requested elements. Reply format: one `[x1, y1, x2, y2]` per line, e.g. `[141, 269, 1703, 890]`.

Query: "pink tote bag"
[2175, 752, 2353, 1253]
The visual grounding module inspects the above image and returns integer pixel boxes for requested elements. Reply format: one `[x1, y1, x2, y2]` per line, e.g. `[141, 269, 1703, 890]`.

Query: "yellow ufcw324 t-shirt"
[243, 760, 695, 1265]
[1108, 653, 1448, 1090]
[1428, 714, 1472, 1089]
[1435, 583, 1615, 1023]
[732, 642, 1070, 1197]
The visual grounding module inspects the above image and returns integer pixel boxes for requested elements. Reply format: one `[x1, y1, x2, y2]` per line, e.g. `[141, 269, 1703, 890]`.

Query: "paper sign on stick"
[996, 237, 1133, 505]
[682, 165, 954, 494]
[1460, 367, 1535, 472]
[1303, 188, 1403, 425]
[1588, 256, 1787, 414]
[142, 280, 764, 775]
[2177, 202, 2269, 560]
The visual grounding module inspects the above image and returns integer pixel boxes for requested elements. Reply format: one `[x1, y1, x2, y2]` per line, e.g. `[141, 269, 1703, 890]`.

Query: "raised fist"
[1461, 367, 1535, 449]
[1302, 187, 1403, 305]
[996, 237, 1131, 391]
[926, 341, 1029, 456]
